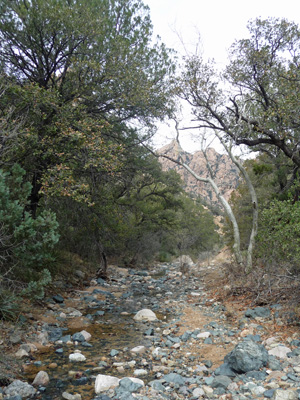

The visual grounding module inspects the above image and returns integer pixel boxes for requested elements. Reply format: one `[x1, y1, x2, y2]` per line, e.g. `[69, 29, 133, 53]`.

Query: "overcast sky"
[145, 0, 300, 152]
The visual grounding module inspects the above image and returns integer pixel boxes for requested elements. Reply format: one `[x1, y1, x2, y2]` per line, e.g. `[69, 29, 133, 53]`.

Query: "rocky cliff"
[157, 140, 240, 209]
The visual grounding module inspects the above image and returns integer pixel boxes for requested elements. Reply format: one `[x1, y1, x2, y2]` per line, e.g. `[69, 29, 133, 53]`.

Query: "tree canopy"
[0, 0, 176, 215]
[179, 18, 300, 168]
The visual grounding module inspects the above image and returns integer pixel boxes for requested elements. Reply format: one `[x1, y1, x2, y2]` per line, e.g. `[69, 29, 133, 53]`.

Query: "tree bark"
[214, 132, 258, 271]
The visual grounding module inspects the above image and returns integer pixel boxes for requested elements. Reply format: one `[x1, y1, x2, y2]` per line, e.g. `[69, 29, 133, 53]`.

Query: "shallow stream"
[22, 268, 170, 399]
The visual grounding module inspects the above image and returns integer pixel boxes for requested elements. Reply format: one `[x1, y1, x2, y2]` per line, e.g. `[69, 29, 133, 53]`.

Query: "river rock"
[32, 371, 50, 386]
[133, 369, 148, 376]
[68, 309, 83, 318]
[94, 374, 120, 393]
[163, 372, 185, 385]
[36, 331, 49, 345]
[4, 380, 36, 398]
[245, 306, 271, 318]
[80, 330, 91, 342]
[193, 387, 205, 397]
[127, 377, 144, 387]
[15, 348, 29, 359]
[69, 352, 86, 362]
[197, 332, 211, 339]
[116, 377, 144, 393]
[211, 375, 232, 389]
[272, 389, 298, 400]
[130, 346, 146, 354]
[72, 332, 86, 342]
[133, 309, 157, 322]
[53, 294, 64, 303]
[9, 333, 22, 344]
[47, 327, 63, 342]
[268, 345, 291, 359]
[62, 392, 82, 400]
[224, 340, 269, 373]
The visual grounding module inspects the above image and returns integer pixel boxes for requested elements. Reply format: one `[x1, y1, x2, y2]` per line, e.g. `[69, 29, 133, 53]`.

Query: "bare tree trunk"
[96, 242, 108, 280]
[180, 159, 243, 266]
[214, 132, 258, 271]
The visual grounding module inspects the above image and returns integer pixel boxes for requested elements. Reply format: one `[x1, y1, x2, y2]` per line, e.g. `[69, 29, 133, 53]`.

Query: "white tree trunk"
[214, 132, 258, 271]
[180, 160, 243, 265]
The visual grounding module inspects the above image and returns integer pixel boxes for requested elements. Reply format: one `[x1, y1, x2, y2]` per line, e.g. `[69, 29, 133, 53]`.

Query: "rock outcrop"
[158, 140, 239, 208]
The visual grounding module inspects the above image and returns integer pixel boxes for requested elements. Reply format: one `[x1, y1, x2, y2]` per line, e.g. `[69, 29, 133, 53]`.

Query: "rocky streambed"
[1, 261, 300, 400]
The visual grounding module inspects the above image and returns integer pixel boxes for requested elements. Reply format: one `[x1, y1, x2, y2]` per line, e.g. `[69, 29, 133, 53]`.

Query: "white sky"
[145, 0, 300, 153]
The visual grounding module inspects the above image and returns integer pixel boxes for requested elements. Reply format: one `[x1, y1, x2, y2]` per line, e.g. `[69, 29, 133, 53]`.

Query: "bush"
[0, 164, 59, 281]
[255, 199, 300, 273]
[21, 268, 52, 300]
[0, 288, 20, 321]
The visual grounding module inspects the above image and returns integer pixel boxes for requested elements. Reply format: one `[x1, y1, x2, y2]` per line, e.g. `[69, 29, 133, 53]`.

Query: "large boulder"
[224, 340, 269, 373]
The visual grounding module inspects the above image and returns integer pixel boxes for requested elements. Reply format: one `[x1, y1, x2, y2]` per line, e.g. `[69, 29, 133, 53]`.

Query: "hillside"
[157, 140, 240, 208]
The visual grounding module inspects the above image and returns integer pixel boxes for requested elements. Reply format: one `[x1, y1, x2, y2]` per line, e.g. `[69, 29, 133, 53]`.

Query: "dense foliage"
[0, 0, 219, 314]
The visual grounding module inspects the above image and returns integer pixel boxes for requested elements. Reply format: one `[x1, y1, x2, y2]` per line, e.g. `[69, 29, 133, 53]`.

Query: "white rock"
[32, 371, 50, 386]
[272, 389, 298, 400]
[264, 336, 280, 346]
[127, 377, 145, 386]
[127, 360, 136, 367]
[130, 346, 146, 354]
[152, 347, 162, 357]
[133, 309, 157, 322]
[68, 310, 82, 318]
[251, 386, 265, 396]
[228, 382, 239, 391]
[15, 349, 29, 359]
[202, 385, 214, 395]
[69, 353, 86, 362]
[268, 345, 291, 359]
[95, 374, 120, 393]
[193, 388, 205, 397]
[133, 369, 148, 376]
[196, 332, 211, 339]
[80, 330, 91, 342]
[191, 292, 201, 296]
[62, 392, 82, 400]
